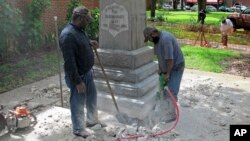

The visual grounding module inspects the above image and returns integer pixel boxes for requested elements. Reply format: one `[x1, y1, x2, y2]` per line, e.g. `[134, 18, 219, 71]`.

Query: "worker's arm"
[158, 60, 164, 74]
[60, 34, 86, 94]
[164, 59, 174, 81]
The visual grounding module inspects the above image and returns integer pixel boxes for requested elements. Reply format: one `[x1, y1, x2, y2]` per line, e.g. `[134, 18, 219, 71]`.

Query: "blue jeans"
[65, 70, 98, 133]
[167, 62, 185, 101]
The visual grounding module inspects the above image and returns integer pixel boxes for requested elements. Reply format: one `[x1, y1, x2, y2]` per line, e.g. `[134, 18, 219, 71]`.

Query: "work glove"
[159, 74, 167, 90]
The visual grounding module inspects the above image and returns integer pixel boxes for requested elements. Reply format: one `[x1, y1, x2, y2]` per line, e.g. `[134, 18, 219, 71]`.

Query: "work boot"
[86, 120, 107, 128]
[73, 130, 91, 138]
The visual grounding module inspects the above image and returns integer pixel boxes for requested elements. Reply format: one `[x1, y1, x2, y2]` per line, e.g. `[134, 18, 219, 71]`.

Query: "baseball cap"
[73, 6, 89, 15]
[143, 26, 156, 42]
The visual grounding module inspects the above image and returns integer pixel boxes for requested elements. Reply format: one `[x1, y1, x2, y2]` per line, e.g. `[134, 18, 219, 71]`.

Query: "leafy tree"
[85, 8, 100, 40]
[23, 0, 51, 50]
[0, 0, 23, 57]
[66, 0, 82, 21]
[65, 1, 99, 40]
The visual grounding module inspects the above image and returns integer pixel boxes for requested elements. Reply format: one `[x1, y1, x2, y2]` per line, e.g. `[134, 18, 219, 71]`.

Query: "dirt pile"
[224, 54, 250, 77]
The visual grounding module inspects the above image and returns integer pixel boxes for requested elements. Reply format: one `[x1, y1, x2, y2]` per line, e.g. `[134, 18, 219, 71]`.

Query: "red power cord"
[115, 87, 180, 141]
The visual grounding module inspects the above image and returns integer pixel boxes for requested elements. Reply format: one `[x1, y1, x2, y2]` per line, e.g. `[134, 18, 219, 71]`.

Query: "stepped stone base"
[93, 46, 159, 118]
[94, 74, 158, 98]
[96, 86, 158, 119]
[94, 47, 154, 69]
[93, 62, 157, 83]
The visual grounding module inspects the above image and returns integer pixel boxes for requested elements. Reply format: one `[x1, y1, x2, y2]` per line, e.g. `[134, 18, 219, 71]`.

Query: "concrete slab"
[0, 107, 122, 141]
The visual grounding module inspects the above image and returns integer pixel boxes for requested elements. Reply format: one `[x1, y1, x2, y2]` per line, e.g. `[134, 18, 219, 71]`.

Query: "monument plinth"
[95, 0, 158, 118]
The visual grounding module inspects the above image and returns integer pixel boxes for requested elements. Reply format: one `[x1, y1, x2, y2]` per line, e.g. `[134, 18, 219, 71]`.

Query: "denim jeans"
[167, 62, 185, 101]
[65, 70, 98, 133]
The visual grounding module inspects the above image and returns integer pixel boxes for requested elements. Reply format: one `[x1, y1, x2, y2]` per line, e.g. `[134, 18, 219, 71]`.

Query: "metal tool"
[93, 48, 119, 112]
[54, 16, 64, 107]
[93, 47, 139, 125]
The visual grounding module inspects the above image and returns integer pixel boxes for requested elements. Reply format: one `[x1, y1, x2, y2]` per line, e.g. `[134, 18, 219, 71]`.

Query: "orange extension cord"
[115, 87, 180, 141]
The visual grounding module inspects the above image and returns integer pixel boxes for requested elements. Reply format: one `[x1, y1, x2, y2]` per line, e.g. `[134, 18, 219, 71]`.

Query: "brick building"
[14, 0, 99, 33]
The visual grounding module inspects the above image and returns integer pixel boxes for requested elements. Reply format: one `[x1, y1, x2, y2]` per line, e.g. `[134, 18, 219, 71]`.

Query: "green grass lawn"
[182, 45, 240, 72]
[156, 25, 249, 45]
[147, 10, 230, 25]
[0, 51, 60, 93]
[0, 10, 245, 94]
[0, 45, 242, 94]
[146, 10, 249, 45]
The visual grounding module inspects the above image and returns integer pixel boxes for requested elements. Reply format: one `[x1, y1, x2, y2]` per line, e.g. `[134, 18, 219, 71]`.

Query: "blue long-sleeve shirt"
[59, 23, 94, 85]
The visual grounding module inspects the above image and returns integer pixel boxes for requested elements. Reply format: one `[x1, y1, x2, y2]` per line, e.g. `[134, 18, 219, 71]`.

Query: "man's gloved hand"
[159, 74, 168, 90]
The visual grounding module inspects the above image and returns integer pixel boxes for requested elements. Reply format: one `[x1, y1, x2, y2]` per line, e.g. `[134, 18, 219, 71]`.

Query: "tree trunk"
[198, 0, 206, 22]
[181, 0, 184, 10]
[217, 0, 220, 10]
[173, 0, 178, 10]
[151, 0, 157, 18]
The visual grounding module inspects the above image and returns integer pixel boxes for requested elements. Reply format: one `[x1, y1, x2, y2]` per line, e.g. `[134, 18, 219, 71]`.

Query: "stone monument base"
[96, 84, 158, 119]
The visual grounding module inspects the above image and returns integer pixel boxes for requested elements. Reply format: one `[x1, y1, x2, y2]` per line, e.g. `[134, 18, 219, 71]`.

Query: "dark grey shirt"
[154, 31, 184, 72]
[59, 23, 94, 85]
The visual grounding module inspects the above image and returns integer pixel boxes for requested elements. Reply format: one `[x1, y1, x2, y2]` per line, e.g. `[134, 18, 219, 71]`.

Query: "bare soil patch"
[224, 53, 250, 77]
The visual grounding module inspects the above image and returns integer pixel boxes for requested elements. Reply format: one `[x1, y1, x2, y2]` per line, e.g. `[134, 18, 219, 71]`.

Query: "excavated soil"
[224, 54, 250, 77]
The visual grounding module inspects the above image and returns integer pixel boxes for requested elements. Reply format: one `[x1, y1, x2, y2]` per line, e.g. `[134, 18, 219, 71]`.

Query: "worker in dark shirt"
[59, 6, 105, 138]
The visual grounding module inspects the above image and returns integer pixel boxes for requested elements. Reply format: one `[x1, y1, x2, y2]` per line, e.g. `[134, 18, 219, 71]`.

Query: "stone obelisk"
[95, 0, 158, 118]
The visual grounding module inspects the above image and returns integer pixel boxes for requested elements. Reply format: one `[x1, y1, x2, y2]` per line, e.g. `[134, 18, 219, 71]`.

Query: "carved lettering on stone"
[101, 3, 128, 37]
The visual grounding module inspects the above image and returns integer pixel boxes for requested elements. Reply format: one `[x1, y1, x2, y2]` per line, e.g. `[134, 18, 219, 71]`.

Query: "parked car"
[190, 4, 198, 11]
[206, 5, 217, 12]
[219, 5, 231, 12]
[190, 4, 217, 12]
[239, 5, 248, 11]
[177, 4, 190, 10]
[162, 4, 172, 10]
[229, 4, 247, 12]
[227, 7, 250, 30]
[185, 5, 191, 10]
